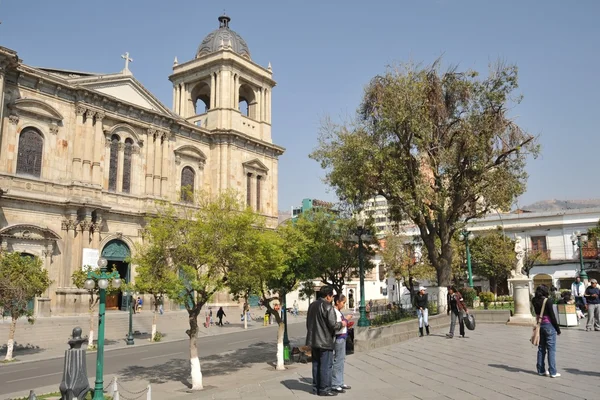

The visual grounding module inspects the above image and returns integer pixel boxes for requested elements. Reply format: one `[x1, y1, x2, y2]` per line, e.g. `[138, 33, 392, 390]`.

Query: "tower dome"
[196, 15, 251, 60]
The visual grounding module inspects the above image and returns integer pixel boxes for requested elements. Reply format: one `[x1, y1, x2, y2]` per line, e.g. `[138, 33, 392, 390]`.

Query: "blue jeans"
[332, 337, 346, 388]
[537, 323, 557, 375]
[312, 348, 333, 393]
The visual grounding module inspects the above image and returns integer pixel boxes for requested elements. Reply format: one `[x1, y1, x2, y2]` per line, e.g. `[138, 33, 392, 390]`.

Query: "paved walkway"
[5, 323, 600, 399]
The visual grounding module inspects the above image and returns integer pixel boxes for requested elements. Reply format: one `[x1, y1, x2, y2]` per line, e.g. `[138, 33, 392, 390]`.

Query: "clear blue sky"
[1, 0, 598, 212]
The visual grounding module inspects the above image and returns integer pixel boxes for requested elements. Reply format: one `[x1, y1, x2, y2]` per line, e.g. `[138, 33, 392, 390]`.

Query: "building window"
[246, 173, 252, 208]
[531, 236, 547, 252]
[16, 128, 43, 178]
[122, 138, 133, 193]
[256, 176, 261, 212]
[108, 135, 119, 192]
[180, 166, 195, 203]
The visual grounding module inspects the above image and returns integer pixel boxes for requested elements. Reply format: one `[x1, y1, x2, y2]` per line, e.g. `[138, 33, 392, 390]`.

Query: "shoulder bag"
[530, 297, 548, 346]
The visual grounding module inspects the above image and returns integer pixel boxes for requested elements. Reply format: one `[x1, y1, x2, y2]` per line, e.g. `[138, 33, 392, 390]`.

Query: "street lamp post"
[570, 231, 589, 281]
[84, 257, 122, 400]
[458, 229, 475, 288]
[357, 219, 370, 327]
[124, 290, 135, 345]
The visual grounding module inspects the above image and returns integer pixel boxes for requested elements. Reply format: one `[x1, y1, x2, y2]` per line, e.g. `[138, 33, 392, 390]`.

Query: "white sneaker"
[538, 371, 550, 376]
[550, 373, 561, 378]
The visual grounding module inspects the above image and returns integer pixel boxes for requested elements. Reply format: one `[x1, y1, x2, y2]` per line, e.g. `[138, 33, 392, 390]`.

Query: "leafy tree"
[381, 235, 435, 304]
[0, 252, 51, 361]
[469, 230, 516, 295]
[136, 191, 259, 390]
[72, 265, 120, 348]
[296, 210, 375, 298]
[311, 59, 539, 287]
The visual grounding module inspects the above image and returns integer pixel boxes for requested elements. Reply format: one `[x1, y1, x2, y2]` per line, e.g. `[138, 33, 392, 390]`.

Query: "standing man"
[571, 276, 587, 315]
[584, 279, 600, 331]
[306, 286, 346, 397]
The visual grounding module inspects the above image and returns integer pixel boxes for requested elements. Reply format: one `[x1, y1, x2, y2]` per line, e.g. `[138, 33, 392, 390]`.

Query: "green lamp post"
[571, 231, 589, 281]
[357, 218, 370, 327]
[458, 229, 475, 288]
[84, 257, 122, 400]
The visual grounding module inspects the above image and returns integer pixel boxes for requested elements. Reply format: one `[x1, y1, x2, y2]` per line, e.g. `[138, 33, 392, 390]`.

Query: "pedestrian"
[446, 286, 467, 339]
[584, 278, 600, 331]
[216, 306, 226, 326]
[306, 286, 346, 397]
[414, 286, 430, 337]
[532, 284, 561, 377]
[332, 294, 352, 393]
[571, 276, 587, 314]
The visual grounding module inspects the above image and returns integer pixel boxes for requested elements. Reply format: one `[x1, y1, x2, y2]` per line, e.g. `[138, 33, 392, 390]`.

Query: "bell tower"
[169, 15, 275, 143]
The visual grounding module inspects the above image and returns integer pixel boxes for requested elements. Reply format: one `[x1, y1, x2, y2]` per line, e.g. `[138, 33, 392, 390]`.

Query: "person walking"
[216, 306, 226, 326]
[306, 286, 346, 397]
[332, 294, 352, 393]
[532, 284, 561, 377]
[414, 287, 430, 337]
[584, 279, 600, 331]
[446, 286, 467, 338]
[571, 276, 587, 315]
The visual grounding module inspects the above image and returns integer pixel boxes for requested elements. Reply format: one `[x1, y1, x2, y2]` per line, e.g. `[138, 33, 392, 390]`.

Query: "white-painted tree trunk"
[4, 318, 17, 361]
[275, 322, 285, 371]
[189, 335, 203, 390]
[88, 310, 95, 347]
[151, 310, 158, 341]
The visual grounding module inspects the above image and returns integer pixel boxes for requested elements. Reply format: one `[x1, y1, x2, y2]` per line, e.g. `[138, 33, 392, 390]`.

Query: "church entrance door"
[101, 239, 131, 311]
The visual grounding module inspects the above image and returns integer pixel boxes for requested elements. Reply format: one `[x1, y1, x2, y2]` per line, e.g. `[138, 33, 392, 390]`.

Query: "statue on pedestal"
[59, 327, 90, 400]
[512, 236, 525, 277]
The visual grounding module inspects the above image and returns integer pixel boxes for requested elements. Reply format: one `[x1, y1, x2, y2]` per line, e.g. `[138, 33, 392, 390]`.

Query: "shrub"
[478, 291, 494, 309]
[461, 287, 477, 307]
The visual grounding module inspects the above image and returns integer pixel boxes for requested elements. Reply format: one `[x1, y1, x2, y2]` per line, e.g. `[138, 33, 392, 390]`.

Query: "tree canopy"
[311, 59, 539, 286]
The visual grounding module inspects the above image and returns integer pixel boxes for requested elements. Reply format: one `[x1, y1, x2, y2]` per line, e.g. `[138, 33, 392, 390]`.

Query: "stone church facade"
[0, 15, 283, 316]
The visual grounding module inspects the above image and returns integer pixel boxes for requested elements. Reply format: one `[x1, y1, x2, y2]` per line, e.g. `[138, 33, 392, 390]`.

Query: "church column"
[161, 133, 171, 197]
[153, 131, 162, 195]
[117, 141, 125, 191]
[145, 129, 155, 195]
[210, 73, 216, 110]
[72, 105, 86, 182]
[82, 110, 95, 183]
[92, 112, 104, 186]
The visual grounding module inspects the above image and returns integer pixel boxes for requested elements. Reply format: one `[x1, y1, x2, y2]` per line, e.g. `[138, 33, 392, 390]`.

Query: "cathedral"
[0, 15, 283, 316]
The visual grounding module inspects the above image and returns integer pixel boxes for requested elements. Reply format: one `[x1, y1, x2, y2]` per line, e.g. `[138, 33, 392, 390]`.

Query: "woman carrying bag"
[531, 285, 561, 378]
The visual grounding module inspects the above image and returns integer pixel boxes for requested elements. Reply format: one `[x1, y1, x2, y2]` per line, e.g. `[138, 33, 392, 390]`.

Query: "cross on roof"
[121, 52, 133, 72]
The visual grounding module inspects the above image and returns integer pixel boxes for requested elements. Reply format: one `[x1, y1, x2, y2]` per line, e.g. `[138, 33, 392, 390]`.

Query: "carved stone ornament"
[8, 114, 19, 125]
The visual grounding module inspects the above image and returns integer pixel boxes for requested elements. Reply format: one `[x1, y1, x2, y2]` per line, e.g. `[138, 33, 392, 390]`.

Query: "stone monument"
[59, 327, 90, 400]
[507, 237, 535, 326]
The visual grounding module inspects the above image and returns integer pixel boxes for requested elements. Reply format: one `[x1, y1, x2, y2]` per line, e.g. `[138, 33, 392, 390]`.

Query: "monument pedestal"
[507, 276, 536, 326]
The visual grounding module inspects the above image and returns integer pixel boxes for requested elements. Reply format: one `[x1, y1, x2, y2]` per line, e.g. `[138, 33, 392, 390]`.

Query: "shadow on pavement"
[488, 363, 538, 376]
[281, 378, 313, 394]
[564, 368, 600, 377]
[117, 341, 277, 389]
[0, 343, 45, 357]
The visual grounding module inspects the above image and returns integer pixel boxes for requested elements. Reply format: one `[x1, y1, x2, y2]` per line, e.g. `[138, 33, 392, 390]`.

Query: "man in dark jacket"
[306, 286, 346, 397]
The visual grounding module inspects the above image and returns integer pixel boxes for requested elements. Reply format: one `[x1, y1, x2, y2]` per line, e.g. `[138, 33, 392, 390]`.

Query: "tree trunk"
[151, 309, 158, 341]
[276, 322, 285, 371]
[188, 313, 203, 390]
[88, 310, 95, 348]
[4, 317, 17, 361]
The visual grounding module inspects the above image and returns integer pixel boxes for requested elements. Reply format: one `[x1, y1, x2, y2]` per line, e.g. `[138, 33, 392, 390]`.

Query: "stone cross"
[121, 52, 133, 71]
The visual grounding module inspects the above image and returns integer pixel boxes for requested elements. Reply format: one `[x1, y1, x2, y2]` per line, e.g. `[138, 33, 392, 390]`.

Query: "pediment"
[243, 158, 269, 174]
[75, 75, 172, 115]
[8, 98, 64, 123]
[0, 224, 61, 241]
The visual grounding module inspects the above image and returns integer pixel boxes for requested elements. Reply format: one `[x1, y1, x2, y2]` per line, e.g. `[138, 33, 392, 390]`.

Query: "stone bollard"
[59, 327, 91, 400]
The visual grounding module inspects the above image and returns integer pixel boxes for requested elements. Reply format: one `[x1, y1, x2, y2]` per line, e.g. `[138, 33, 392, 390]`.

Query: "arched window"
[108, 134, 120, 192]
[122, 138, 133, 193]
[181, 166, 195, 203]
[16, 128, 44, 178]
